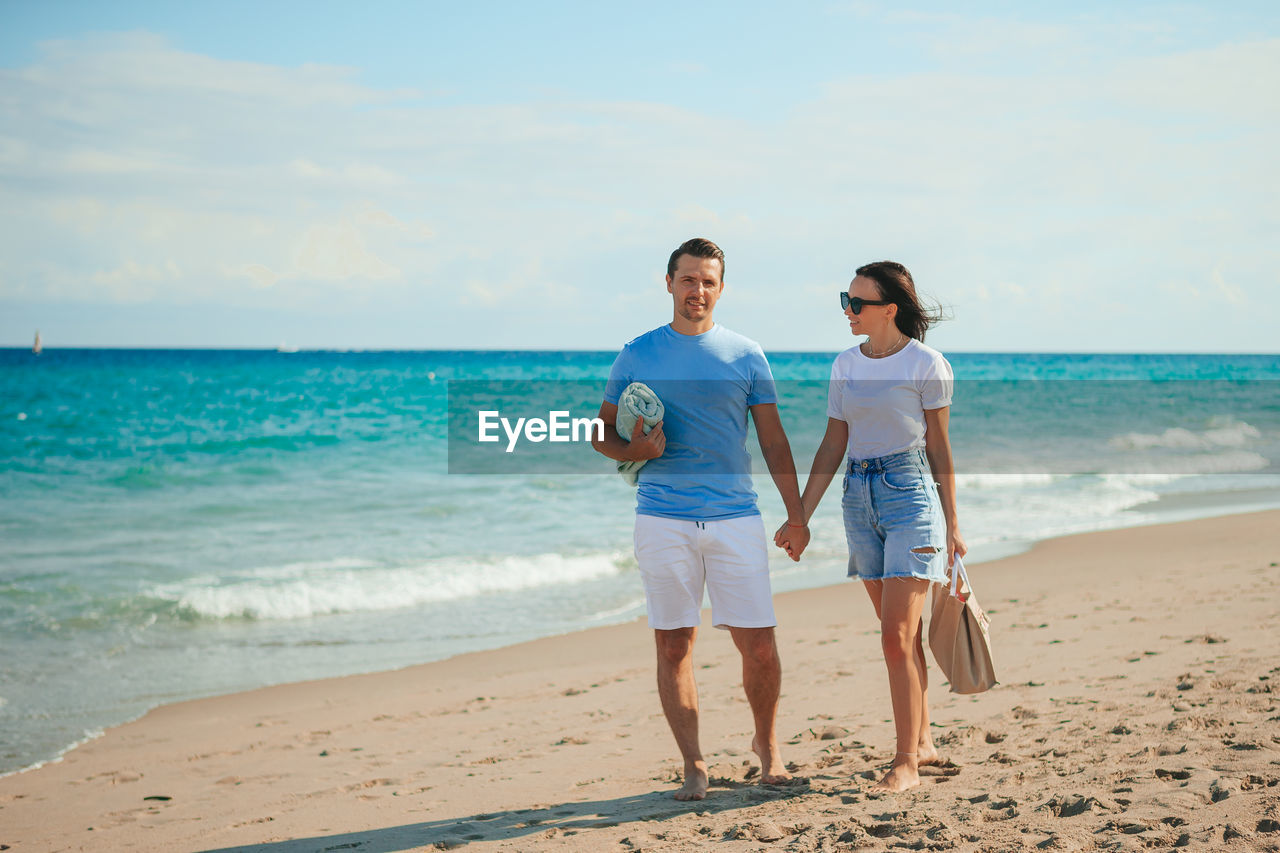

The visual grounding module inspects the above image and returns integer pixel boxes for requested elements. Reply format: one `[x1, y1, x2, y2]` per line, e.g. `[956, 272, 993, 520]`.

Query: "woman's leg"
[861, 579, 935, 762]
[915, 623, 939, 764]
[869, 577, 932, 792]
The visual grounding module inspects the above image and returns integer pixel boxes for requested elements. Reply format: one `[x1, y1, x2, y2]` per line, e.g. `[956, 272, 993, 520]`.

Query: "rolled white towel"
[615, 381, 663, 487]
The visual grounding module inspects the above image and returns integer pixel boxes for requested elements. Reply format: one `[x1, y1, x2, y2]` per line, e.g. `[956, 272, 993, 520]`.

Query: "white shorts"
[633, 513, 776, 630]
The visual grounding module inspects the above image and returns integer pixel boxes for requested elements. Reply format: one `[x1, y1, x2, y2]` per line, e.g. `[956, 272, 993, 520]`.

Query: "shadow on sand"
[198, 781, 811, 852]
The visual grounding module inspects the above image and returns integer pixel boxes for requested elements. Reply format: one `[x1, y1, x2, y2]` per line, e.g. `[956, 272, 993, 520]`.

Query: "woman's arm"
[773, 417, 848, 552]
[800, 417, 850, 520]
[923, 406, 966, 567]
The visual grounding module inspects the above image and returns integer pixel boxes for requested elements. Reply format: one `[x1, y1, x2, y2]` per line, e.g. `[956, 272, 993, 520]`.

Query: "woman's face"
[845, 275, 895, 337]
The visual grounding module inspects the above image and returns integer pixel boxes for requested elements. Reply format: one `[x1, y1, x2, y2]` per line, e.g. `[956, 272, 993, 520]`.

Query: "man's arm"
[750, 403, 808, 560]
[590, 400, 665, 462]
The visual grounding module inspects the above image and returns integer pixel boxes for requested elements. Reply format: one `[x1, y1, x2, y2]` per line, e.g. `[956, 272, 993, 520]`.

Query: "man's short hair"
[667, 238, 725, 280]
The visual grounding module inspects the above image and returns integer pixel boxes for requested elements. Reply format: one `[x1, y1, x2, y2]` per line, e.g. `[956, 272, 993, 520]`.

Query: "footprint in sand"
[918, 761, 961, 778]
[1154, 768, 1192, 781]
[983, 800, 1018, 822]
[803, 725, 851, 741]
[1242, 774, 1280, 790]
[1129, 742, 1187, 758]
[724, 821, 787, 842]
[1040, 794, 1112, 817]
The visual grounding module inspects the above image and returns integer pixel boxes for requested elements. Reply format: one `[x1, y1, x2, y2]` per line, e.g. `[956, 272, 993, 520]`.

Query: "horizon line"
[4, 346, 1280, 357]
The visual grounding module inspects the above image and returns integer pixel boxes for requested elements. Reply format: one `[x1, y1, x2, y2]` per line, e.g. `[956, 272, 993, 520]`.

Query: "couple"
[591, 238, 966, 798]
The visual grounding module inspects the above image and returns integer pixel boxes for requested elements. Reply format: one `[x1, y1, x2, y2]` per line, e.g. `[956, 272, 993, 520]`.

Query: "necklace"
[865, 334, 908, 358]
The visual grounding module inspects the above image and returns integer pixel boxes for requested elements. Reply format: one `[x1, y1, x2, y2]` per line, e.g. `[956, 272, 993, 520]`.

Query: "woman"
[776, 260, 965, 793]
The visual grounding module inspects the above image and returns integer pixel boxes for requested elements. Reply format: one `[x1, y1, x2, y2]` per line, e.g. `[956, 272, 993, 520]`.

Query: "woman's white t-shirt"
[826, 338, 954, 460]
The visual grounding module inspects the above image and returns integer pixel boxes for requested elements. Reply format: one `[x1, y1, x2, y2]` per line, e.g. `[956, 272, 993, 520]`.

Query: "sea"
[2, 348, 1278, 776]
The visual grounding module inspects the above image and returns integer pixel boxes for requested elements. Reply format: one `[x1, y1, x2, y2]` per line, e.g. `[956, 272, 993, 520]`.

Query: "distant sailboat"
[32, 330, 42, 355]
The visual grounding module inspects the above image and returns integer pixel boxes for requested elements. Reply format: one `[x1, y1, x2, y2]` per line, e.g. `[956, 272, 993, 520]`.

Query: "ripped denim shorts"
[840, 447, 948, 583]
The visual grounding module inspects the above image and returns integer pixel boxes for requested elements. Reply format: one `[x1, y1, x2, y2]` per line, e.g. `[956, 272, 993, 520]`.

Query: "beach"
[5, 348, 1278, 779]
[2, 509, 1278, 852]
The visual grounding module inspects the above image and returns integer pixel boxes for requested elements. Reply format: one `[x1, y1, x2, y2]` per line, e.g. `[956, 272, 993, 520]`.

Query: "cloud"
[289, 159, 403, 189]
[241, 263, 280, 289]
[0, 28, 1276, 351]
[294, 222, 400, 282]
[87, 258, 183, 302]
[1211, 267, 1247, 306]
[23, 32, 416, 107]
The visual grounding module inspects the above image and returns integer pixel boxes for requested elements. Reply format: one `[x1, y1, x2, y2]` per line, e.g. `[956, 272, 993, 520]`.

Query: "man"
[591, 237, 810, 801]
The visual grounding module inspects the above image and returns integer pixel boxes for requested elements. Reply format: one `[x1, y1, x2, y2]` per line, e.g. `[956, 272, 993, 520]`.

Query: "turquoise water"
[2, 348, 1278, 774]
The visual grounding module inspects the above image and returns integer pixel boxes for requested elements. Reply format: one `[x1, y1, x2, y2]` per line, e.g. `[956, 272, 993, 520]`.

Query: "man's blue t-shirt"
[603, 324, 778, 521]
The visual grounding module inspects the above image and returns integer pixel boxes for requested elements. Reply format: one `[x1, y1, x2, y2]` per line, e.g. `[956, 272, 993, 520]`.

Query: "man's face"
[665, 254, 724, 324]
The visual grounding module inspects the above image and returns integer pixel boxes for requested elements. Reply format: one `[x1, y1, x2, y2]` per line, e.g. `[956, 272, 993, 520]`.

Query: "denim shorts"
[841, 448, 948, 582]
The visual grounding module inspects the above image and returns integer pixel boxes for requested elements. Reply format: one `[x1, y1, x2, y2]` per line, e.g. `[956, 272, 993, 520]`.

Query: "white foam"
[0, 727, 104, 779]
[956, 472, 1058, 489]
[957, 472, 1161, 547]
[1111, 418, 1262, 451]
[154, 552, 630, 621]
[586, 597, 646, 622]
[1107, 452, 1269, 475]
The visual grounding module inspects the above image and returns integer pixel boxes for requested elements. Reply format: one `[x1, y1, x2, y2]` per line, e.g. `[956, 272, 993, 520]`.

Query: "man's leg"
[728, 626, 789, 783]
[655, 626, 707, 801]
[705, 516, 787, 785]
[635, 516, 709, 800]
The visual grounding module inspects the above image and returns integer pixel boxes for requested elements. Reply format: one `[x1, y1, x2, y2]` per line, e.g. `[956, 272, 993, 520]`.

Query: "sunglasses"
[840, 293, 892, 314]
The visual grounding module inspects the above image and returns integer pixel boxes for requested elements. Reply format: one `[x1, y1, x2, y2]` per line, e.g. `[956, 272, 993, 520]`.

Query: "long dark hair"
[855, 260, 944, 341]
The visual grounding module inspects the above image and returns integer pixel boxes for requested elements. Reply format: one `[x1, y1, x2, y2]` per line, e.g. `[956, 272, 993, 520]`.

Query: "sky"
[1, 1, 1277, 352]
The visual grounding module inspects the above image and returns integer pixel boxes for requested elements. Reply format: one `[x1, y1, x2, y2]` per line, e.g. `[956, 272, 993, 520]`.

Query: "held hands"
[773, 520, 810, 562]
[626, 417, 665, 462]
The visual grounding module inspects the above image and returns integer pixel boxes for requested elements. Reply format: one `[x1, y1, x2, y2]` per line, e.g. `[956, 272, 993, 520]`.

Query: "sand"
[2, 510, 1279, 852]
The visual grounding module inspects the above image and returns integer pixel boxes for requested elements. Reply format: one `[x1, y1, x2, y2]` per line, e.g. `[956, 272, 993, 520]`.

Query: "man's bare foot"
[873, 758, 920, 793]
[752, 736, 791, 785]
[917, 741, 940, 766]
[673, 762, 709, 801]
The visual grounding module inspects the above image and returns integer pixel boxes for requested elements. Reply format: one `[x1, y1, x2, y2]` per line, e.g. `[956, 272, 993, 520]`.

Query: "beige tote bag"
[928, 555, 997, 694]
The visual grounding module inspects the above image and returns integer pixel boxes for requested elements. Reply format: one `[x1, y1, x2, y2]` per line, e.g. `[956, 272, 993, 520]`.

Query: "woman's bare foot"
[752, 736, 791, 784]
[917, 740, 940, 766]
[872, 754, 921, 793]
[673, 761, 709, 801]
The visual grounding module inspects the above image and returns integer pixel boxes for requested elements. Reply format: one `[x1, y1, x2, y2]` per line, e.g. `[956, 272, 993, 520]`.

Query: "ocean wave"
[585, 597, 647, 623]
[956, 472, 1162, 546]
[151, 552, 630, 621]
[1110, 418, 1262, 451]
[1105, 451, 1270, 475]
[0, 727, 105, 780]
[956, 472, 1059, 489]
